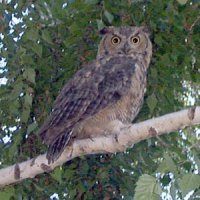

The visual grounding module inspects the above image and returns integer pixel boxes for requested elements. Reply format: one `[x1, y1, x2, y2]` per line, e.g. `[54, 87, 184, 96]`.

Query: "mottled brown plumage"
[39, 26, 152, 163]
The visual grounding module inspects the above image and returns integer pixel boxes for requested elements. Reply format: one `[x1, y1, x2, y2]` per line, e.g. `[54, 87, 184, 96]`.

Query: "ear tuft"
[141, 26, 151, 35]
[99, 26, 114, 35]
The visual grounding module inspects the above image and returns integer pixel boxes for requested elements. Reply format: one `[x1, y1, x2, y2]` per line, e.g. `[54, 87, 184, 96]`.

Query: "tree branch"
[0, 107, 200, 188]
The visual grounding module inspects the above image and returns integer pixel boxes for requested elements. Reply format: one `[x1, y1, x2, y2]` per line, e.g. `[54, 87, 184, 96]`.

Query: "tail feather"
[46, 130, 73, 164]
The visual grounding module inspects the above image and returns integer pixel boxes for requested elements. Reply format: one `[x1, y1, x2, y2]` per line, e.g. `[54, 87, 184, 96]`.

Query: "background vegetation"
[0, 0, 200, 199]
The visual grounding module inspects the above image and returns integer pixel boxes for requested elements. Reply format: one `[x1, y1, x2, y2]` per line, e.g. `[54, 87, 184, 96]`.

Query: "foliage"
[0, 0, 200, 199]
[134, 174, 161, 200]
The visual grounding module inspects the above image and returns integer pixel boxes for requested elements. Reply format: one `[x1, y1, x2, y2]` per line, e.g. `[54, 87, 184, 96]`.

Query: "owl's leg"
[105, 119, 125, 133]
[99, 120, 128, 153]
[78, 120, 125, 142]
[101, 120, 125, 142]
[76, 125, 105, 140]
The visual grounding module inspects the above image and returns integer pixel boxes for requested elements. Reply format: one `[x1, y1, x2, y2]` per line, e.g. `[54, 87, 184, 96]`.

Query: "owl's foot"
[114, 134, 119, 142]
[88, 136, 95, 142]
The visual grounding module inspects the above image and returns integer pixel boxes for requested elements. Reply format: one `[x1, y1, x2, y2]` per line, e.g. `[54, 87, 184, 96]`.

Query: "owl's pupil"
[133, 38, 138, 43]
[113, 38, 118, 43]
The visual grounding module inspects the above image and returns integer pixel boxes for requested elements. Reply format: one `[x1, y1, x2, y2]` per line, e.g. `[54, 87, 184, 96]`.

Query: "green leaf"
[18, 0, 26, 9]
[96, 19, 105, 31]
[33, 183, 46, 192]
[31, 43, 43, 58]
[8, 133, 22, 159]
[24, 93, 32, 107]
[42, 30, 53, 44]
[193, 150, 200, 170]
[150, 68, 158, 80]
[51, 167, 62, 183]
[176, 0, 188, 5]
[178, 174, 200, 197]
[104, 10, 114, 24]
[23, 68, 36, 84]
[0, 187, 15, 199]
[21, 107, 30, 123]
[23, 28, 39, 42]
[157, 153, 178, 176]
[27, 122, 38, 134]
[11, 80, 23, 99]
[147, 93, 157, 113]
[134, 174, 161, 200]
[21, 54, 34, 65]
[9, 100, 20, 115]
[97, 168, 109, 179]
[84, 0, 98, 4]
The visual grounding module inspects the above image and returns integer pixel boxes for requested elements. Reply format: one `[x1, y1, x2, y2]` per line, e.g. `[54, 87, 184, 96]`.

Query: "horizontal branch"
[0, 106, 200, 188]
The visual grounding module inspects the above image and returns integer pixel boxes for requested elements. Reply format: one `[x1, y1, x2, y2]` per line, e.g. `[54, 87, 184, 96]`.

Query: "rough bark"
[0, 107, 199, 188]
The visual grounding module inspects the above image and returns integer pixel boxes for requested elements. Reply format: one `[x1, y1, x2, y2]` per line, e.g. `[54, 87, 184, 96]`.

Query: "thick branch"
[0, 107, 200, 187]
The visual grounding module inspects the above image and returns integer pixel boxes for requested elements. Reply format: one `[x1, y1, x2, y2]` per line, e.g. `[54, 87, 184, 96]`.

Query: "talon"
[88, 136, 95, 141]
[114, 134, 119, 142]
[69, 147, 73, 157]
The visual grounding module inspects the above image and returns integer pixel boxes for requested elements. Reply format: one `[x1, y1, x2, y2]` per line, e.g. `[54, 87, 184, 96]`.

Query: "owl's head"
[97, 26, 152, 65]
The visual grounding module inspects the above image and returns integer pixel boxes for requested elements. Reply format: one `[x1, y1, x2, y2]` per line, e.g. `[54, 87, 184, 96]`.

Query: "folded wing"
[39, 57, 136, 163]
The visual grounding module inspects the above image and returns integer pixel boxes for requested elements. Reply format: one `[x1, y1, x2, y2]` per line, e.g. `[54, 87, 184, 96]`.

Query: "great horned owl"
[39, 26, 152, 164]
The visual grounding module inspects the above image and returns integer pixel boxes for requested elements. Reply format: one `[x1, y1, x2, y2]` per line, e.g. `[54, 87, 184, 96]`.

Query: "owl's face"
[97, 26, 152, 66]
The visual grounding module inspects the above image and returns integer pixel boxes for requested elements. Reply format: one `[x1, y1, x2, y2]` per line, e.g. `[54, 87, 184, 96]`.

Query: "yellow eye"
[111, 36, 121, 45]
[131, 36, 140, 44]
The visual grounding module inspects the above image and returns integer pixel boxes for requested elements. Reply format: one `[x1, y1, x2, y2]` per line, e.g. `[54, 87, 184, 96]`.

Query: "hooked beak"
[122, 42, 131, 54]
